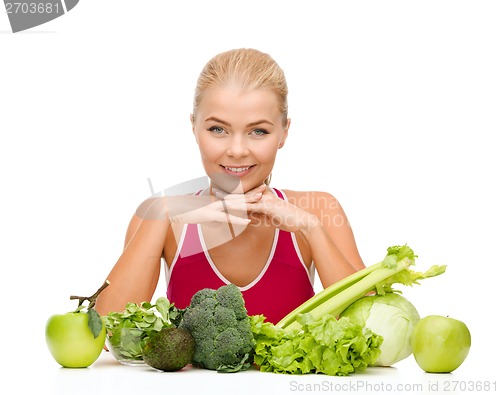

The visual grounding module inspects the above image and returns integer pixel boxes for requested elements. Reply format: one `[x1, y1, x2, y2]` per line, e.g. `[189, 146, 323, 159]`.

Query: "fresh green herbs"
[103, 297, 184, 360]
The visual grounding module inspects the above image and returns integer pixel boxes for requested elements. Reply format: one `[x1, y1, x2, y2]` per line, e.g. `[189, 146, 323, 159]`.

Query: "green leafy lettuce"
[103, 297, 184, 360]
[251, 313, 383, 376]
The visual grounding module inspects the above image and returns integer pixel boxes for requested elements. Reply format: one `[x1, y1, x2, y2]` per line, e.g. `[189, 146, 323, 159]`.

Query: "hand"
[213, 186, 320, 235]
[167, 193, 261, 226]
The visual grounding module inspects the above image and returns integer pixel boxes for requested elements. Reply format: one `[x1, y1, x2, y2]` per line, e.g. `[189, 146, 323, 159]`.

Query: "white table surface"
[6, 338, 497, 395]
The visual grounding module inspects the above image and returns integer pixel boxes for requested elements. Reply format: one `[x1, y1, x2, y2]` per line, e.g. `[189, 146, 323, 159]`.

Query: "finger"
[214, 190, 263, 204]
[211, 187, 229, 199]
[212, 211, 251, 225]
[220, 197, 263, 216]
[232, 202, 266, 216]
[244, 184, 268, 195]
[207, 200, 244, 218]
[212, 184, 267, 199]
[236, 192, 263, 204]
[170, 209, 250, 225]
[206, 200, 227, 211]
[213, 190, 243, 201]
[195, 200, 251, 223]
[222, 202, 252, 215]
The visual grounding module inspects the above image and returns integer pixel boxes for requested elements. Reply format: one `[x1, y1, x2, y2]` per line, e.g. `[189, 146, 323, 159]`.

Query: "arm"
[234, 188, 364, 289]
[95, 198, 169, 315]
[296, 192, 365, 288]
[94, 192, 255, 315]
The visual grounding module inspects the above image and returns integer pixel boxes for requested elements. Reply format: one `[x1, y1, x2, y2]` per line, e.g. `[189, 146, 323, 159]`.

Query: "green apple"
[411, 315, 471, 373]
[46, 311, 106, 368]
[46, 280, 110, 368]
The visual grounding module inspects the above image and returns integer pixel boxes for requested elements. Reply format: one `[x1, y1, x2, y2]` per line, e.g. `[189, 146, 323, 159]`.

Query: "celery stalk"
[283, 258, 412, 331]
[278, 245, 446, 331]
[276, 261, 382, 328]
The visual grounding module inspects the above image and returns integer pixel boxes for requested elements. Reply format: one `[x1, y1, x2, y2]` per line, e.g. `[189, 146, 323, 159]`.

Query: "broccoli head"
[179, 284, 255, 372]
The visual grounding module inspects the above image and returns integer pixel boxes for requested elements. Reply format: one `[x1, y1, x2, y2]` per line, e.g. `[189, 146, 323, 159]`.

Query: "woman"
[95, 48, 364, 324]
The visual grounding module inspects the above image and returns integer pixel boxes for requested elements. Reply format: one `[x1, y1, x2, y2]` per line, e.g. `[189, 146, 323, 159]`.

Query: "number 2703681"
[5, 2, 61, 14]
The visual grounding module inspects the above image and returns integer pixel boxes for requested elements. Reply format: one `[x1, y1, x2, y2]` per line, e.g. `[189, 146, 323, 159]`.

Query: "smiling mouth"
[221, 165, 255, 173]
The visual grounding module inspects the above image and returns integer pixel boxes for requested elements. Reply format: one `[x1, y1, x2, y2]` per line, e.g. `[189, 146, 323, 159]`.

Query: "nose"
[226, 135, 249, 158]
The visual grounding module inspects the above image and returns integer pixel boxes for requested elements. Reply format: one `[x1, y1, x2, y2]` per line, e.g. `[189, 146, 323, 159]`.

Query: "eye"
[208, 126, 225, 134]
[252, 129, 269, 136]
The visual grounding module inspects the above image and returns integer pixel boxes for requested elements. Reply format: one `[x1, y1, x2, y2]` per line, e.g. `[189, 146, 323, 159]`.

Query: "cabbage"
[340, 293, 420, 366]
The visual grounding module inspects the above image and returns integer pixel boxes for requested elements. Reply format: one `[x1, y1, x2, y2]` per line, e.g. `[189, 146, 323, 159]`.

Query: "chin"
[210, 178, 265, 194]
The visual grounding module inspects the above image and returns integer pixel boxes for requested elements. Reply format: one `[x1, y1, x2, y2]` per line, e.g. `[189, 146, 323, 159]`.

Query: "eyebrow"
[204, 117, 274, 127]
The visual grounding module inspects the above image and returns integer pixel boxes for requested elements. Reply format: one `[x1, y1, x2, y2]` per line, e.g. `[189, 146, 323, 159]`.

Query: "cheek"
[197, 136, 222, 162]
[253, 140, 281, 162]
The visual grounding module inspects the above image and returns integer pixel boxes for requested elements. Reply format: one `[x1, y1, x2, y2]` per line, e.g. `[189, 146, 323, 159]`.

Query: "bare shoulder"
[281, 189, 344, 215]
[135, 197, 169, 220]
[124, 197, 171, 244]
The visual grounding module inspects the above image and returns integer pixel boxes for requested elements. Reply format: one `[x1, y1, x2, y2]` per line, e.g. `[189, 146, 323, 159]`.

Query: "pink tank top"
[166, 188, 315, 324]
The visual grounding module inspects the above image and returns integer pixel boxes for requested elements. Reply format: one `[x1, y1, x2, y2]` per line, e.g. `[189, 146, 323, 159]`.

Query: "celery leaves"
[278, 245, 446, 331]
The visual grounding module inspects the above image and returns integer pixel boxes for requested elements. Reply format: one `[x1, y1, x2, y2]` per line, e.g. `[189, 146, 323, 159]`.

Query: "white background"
[1, 1, 499, 394]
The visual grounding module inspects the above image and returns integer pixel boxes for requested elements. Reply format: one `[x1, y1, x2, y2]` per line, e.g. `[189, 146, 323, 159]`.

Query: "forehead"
[197, 87, 281, 122]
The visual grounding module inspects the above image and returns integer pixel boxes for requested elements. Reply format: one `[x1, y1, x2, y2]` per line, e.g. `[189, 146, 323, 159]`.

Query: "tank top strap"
[272, 187, 285, 200]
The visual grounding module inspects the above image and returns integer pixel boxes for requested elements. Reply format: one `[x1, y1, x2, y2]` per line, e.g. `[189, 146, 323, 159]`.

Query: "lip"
[220, 164, 255, 177]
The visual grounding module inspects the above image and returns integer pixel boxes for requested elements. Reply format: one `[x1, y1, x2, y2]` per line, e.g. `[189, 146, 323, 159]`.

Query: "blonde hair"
[193, 48, 288, 126]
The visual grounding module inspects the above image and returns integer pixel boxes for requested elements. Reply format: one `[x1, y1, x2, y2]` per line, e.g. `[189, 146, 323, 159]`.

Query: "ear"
[190, 114, 195, 130]
[278, 118, 291, 149]
[190, 114, 199, 143]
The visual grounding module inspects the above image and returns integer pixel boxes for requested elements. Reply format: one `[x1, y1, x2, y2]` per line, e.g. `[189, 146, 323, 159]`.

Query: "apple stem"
[70, 280, 110, 311]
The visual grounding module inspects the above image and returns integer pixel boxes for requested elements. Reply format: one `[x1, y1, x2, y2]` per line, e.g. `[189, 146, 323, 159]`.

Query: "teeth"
[226, 166, 250, 173]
